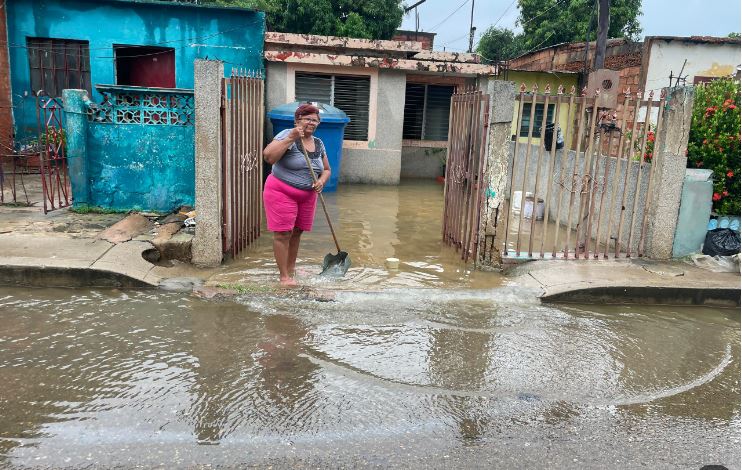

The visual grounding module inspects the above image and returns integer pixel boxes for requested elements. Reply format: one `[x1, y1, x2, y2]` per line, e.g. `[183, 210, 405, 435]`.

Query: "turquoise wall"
[64, 87, 196, 213]
[8, 0, 264, 138]
[86, 121, 195, 212]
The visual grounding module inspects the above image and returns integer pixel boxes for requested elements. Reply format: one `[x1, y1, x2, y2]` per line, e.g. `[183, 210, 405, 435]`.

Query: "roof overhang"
[265, 50, 497, 76]
[264, 32, 497, 76]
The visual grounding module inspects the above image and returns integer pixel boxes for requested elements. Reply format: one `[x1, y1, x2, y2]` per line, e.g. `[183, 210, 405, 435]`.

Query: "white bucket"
[523, 197, 545, 220]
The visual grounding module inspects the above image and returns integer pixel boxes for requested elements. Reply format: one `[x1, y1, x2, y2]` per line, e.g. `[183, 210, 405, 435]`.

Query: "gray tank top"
[270, 129, 325, 190]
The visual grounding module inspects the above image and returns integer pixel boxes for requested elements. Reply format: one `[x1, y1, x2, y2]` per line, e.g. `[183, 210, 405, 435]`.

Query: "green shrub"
[687, 79, 741, 215]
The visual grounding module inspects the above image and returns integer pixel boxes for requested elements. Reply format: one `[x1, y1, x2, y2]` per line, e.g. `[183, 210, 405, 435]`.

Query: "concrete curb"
[0, 235, 162, 289]
[509, 259, 741, 308]
[540, 285, 740, 307]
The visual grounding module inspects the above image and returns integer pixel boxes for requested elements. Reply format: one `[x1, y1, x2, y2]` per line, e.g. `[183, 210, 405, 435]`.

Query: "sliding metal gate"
[502, 85, 667, 260]
[443, 88, 490, 263]
[221, 69, 264, 258]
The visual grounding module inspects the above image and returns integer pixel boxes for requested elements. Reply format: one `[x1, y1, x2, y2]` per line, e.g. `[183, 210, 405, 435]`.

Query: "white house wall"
[644, 40, 740, 95]
[340, 69, 406, 185]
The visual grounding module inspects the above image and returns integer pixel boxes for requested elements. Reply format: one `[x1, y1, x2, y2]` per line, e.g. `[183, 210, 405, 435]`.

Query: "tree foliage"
[204, 0, 404, 40]
[476, 26, 527, 63]
[687, 79, 741, 215]
[516, 0, 642, 51]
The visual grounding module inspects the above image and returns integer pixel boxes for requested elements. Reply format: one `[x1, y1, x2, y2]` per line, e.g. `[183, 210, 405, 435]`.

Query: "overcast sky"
[399, 0, 742, 53]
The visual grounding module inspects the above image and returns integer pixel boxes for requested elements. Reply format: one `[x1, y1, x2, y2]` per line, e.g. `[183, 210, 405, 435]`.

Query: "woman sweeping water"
[262, 104, 331, 286]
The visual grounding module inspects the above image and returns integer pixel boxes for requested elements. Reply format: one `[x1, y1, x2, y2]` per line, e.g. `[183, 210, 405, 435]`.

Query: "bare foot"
[279, 277, 298, 287]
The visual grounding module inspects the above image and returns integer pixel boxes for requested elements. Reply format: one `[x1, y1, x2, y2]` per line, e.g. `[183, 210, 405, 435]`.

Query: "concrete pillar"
[192, 59, 224, 267]
[644, 86, 695, 259]
[477, 79, 516, 269]
[62, 89, 90, 207]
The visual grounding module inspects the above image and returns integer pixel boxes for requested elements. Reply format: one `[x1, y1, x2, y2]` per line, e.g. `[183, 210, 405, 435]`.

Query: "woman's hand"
[287, 124, 305, 141]
[312, 178, 325, 193]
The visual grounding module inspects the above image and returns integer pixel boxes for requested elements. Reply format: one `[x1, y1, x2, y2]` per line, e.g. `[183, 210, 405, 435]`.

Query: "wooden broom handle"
[297, 140, 342, 254]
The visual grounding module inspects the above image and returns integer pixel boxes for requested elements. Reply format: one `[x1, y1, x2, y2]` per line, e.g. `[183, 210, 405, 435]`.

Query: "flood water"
[0, 181, 740, 468]
[212, 181, 501, 290]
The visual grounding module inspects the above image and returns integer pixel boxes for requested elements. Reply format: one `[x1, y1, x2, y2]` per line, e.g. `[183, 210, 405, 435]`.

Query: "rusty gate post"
[477, 79, 516, 269]
[193, 59, 224, 267]
[644, 86, 695, 259]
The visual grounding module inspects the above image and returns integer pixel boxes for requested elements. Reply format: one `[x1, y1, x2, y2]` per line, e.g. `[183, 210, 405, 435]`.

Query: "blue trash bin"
[267, 101, 350, 192]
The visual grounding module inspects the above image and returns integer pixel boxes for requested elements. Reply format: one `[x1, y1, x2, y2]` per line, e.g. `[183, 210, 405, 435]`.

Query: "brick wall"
[392, 31, 435, 50]
[0, 4, 12, 151]
[509, 39, 643, 74]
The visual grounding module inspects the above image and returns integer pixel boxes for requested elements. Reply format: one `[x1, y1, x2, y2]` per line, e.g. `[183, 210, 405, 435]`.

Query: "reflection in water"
[187, 304, 261, 444]
[0, 183, 739, 468]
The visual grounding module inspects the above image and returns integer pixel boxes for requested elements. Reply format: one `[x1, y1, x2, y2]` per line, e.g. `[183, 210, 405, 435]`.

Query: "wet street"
[0, 182, 739, 468]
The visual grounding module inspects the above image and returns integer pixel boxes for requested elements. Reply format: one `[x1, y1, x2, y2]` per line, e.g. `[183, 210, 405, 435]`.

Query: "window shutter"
[333, 75, 370, 141]
[423, 85, 454, 141]
[403, 84, 425, 139]
[27, 38, 90, 97]
[295, 73, 332, 106]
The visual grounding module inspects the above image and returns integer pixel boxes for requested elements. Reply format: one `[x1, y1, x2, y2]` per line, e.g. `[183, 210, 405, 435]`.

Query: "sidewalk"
[0, 179, 215, 289]
[508, 258, 740, 307]
[0, 183, 739, 305]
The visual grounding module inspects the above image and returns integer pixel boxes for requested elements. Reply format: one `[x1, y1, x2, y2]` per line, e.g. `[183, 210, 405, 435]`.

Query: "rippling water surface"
[1, 182, 739, 467]
[0, 286, 738, 468]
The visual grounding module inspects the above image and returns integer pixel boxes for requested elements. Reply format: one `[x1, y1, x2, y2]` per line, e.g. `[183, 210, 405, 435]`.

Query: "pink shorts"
[263, 174, 318, 232]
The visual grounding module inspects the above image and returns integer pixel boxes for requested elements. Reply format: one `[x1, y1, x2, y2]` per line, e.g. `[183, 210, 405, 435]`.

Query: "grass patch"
[69, 205, 127, 214]
[217, 283, 276, 295]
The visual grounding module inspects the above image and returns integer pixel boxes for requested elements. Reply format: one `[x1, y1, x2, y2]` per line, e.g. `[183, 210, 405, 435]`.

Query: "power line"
[491, 0, 518, 30]
[464, 0, 517, 53]
[518, 0, 570, 28]
[0, 25, 244, 56]
[478, 29, 556, 63]
[429, 0, 471, 32]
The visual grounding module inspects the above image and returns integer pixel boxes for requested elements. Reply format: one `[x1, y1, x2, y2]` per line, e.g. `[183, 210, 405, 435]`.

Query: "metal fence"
[36, 92, 71, 214]
[221, 69, 264, 258]
[501, 84, 667, 260]
[443, 88, 490, 263]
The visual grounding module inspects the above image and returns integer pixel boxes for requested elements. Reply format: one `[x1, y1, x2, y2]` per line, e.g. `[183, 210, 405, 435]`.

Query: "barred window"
[295, 72, 370, 141]
[402, 84, 455, 141]
[519, 103, 556, 137]
[27, 38, 91, 97]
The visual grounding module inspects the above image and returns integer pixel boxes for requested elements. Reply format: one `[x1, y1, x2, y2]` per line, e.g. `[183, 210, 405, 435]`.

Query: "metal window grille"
[519, 103, 555, 137]
[403, 84, 454, 141]
[295, 72, 370, 141]
[27, 38, 91, 97]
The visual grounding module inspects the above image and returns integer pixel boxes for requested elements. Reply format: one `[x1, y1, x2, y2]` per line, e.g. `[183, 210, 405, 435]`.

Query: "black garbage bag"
[702, 228, 741, 256]
[543, 123, 564, 150]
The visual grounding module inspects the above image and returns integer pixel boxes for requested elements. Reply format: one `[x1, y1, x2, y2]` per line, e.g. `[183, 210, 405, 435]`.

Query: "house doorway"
[114, 45, 175, 88]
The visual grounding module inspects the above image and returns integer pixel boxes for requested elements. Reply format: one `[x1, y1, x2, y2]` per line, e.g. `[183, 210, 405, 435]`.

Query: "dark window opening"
[115, 45, 175, 88]
[27, 37, 91, 97]
[402, 84, 455, 141]
[519, 103, 556, 137]
[295, 72, 370, 141]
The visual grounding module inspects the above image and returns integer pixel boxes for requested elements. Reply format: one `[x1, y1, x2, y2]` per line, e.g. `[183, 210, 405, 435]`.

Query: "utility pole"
[468, 0, 476, 53]
[593, 0, 610, 70]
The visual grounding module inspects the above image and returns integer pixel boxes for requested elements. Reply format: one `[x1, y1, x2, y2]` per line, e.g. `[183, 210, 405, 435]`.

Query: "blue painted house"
[3, 0, 265, 211]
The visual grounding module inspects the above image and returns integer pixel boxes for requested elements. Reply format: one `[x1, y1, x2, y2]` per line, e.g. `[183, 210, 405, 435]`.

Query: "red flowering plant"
[624, 126, 656, 163]
[687, 79, 741, 215]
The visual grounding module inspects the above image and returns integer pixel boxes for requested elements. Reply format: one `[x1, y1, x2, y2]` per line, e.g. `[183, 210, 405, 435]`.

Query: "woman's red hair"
[294, 103, 320, 121]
